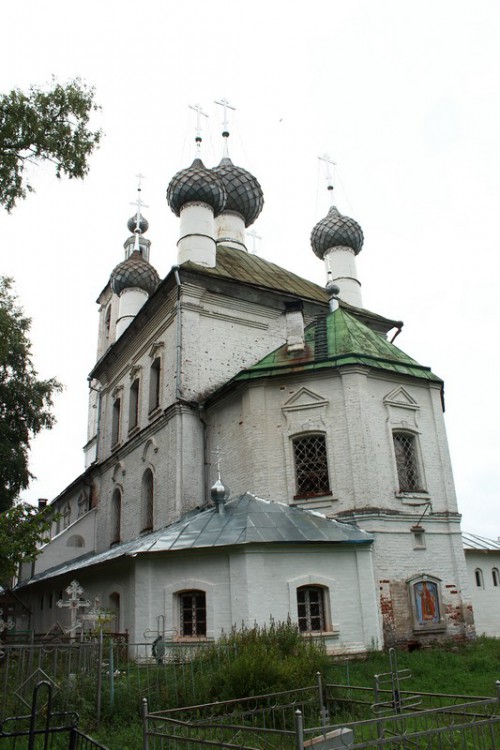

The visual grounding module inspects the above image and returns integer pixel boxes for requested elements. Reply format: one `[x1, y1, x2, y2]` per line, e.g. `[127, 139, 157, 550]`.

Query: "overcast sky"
[1, 0, 499, 538]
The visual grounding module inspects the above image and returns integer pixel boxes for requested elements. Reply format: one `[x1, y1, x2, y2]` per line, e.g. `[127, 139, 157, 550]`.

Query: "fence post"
[317, 671, 328, 731]
[142, 697, 149, 750]
[295, 709, 304, 750]
[109, 641, 115, 708]
[96, 630, 103, 728]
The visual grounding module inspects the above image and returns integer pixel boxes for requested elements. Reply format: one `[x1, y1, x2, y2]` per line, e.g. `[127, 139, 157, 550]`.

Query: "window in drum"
[297, 586, 325, 632]
[393, 432, 422, 492]
[293, 434, 330, 497]
[180, 591, 206, 637]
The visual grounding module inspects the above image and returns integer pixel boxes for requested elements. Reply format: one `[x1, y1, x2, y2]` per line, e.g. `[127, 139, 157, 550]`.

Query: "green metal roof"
[234, 307, 442, 384]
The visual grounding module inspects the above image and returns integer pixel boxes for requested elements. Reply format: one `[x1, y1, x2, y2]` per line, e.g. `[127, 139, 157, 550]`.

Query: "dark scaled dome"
[127, 214, 149, 234]
[167, 158, 226, 217]
[213, 157, 264, 227]
[110, 251, 160, 297]
[311, 205, 364, 259]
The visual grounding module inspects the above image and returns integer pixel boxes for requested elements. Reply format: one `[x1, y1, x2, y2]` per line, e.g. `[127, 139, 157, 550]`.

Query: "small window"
[293, 434, 330, 498]
[149, 358, 161, 413]
[180, 591, 206, 637]
[129, 379, 140, 431]
[141, 469, 154, 532]
[112, 397, 121, 446]
[475, 568, 484, 588]
[393, 432, 422, 492]
[63, 503, 71, 528]
[111, 489, 122, 545]
[297, 586, 325, 632]
[493, 568, 499, 587]
[105, 305, 111, 343]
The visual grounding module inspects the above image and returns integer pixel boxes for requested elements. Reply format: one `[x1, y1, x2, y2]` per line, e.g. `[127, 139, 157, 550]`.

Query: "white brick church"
[13, 122, 475, 652]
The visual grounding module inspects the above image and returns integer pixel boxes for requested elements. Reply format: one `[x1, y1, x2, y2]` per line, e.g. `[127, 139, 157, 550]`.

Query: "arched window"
[111, 489, 122, 545]
[66, 535, 85, 548]
[112, 397, 121, 446]
[149, 358, 161, 413]
[179, 590, 206, 637]
[297, 586, 326, 632]
[475, 568, 484, 588]
[129, 378, 140, 431]
[393, 432, 423, 492]
[493, 568, 499, 587]
[292, 434, 330, 498]
[104, 305, 111, 343]
[141, 469, 154, 533]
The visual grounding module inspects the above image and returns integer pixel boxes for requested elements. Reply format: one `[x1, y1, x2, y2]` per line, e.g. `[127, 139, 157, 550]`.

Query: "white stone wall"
[464, 550, 500, 636]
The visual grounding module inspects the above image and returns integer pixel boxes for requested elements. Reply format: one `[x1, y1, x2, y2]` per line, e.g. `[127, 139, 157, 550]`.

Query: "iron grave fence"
[142, 681, 500, 750]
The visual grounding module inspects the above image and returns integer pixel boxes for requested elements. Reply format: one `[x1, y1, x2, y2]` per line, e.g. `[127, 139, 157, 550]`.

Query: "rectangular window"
[180, 591, 206, 637]
[393, 433, 422, 492]
[112, 397, 121, 446]
[297, 586, 325, 632]
[293, 435, 330, 497]
[129, 379, 140, 431]
[149, 358, 161, 413]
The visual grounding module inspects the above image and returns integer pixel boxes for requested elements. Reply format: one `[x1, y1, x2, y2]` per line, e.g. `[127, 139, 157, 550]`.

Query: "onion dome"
[167, 158, 226, 217]
[110, 251, 160, 297]
[213, 157, 264, 227]
[127, 214, 149, 234]
[311, 205, 364, 259]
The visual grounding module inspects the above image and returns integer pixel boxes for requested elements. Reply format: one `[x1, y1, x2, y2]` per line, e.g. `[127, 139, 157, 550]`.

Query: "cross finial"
[247, 228, 262, 255]
[188, 104, 209, 157]
[215, 98, 236, 159]
[212, 446, 223, 481]
[129, 176, 149, 249]
[318, 154, 336, 205]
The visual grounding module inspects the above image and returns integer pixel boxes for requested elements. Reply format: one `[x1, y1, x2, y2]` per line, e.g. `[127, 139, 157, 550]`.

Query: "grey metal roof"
[462, 532, 500, 551]
[19, 494, 372, 587]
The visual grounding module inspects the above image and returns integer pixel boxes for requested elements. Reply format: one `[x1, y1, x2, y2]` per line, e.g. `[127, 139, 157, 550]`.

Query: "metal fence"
[141, 680, 500, 750]
[0, 680, 108, 750]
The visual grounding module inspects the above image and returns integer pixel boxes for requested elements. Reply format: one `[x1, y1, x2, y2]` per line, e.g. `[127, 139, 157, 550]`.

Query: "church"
[13, 113, 475, 653]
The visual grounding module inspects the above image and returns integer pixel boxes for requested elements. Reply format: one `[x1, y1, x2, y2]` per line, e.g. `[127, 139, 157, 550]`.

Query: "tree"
[0, 503, 53, 585]
[0, 77, 101, 211]
[0, 277, 62, 511]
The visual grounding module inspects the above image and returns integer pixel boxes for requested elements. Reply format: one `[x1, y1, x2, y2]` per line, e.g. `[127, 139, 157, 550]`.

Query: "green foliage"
[187, 619, 330, 702]
[0, 77, 101, 211]
[0, 277, 62, 512]
[0, 503, 53, 584]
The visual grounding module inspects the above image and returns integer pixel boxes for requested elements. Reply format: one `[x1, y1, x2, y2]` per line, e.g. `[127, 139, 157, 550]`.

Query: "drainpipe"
[173, 267, 182, 401]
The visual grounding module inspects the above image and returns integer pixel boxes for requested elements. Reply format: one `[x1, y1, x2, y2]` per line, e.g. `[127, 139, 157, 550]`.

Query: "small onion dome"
[311, 205, 364, 259]
[127, 214, 149, 235]
[167, 158, 226, 217]
[212, 157, 264, 227]
[110, 251, 160, 296]
[210, 478, 227, 506]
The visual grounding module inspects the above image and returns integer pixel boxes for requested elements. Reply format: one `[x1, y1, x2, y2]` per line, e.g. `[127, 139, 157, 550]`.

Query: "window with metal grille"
[297, 586, 325, 632]
[393, 432, 422, 492]
[141, 469, 154, 532]
[111, 489, 121, 545]
[180, 591, 206, 637]
[293, 434, 330, 497]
